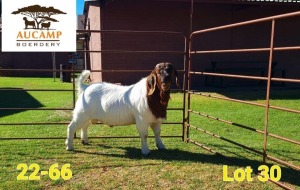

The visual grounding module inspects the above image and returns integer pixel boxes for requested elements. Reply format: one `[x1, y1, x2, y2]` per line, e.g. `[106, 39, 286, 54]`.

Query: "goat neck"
[146, 71, 170, 119]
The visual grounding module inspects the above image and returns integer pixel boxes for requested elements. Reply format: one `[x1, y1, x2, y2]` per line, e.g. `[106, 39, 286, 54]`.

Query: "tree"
[11, 4, 66, 29]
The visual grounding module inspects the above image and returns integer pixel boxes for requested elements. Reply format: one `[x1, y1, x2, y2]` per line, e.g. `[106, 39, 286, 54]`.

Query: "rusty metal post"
[263, 19, 276, 164]
[71, 62, 77, 139]
[184, 0, 194, 142]
[72, 58, 76, 108]
[186, 38, 193, 142]
[182, 36, 188, 141]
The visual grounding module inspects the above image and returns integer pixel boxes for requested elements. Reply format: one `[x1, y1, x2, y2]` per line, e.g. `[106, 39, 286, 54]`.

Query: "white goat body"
[75, 70, 160, 125]
[66, 70, 165, 155]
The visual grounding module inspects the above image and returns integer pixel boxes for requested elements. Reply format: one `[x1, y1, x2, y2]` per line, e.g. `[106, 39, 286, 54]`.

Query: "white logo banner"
[2, 0, 76, 52]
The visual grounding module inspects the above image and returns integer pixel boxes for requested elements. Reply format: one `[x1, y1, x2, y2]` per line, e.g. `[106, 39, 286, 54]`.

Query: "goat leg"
[81, 124, 90, 145]
[151, 124, 165, 150]
[136, 121, 151, 156]
[66, 118, 89, 150]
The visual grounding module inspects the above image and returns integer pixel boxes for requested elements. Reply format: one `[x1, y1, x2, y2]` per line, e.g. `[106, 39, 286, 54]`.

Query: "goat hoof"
[156, 144, 166, 150]
[81, 140, 89, 145]
[142, 152, 151, 157]
[66, 147, 74, 151]
[142, 149, 151, 156]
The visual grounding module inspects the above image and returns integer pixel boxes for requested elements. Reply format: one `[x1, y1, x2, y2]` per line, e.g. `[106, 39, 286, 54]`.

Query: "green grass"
[0, 77, 299, 189]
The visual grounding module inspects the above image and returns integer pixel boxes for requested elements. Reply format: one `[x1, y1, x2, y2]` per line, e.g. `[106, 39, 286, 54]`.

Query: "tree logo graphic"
[11, 5, 66, 30]
[2, 0, 76, 52]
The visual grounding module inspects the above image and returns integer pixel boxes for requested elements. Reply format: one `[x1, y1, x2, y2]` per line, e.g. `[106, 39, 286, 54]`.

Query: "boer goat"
[23, 17, 35, 29]
[41, 22, 51, 30]
[65, 62, 179, 155]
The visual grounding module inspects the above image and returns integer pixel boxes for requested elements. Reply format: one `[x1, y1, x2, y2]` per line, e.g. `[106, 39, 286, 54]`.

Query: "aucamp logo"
[13, 5, 65, 47]
[2, 0, 76, 52]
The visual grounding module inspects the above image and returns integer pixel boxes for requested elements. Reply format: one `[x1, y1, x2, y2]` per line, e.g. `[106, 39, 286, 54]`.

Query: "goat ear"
[173, 69, 180, 88]
[147, 72, 157, 96]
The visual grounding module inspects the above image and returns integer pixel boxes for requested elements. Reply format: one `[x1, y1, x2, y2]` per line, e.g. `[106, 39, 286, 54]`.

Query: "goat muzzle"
[161, 82, 171, 93]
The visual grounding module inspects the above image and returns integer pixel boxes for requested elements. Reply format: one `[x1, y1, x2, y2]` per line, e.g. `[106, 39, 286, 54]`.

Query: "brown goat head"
[147, 62, 179, 95]
[146, 62, 179, 119]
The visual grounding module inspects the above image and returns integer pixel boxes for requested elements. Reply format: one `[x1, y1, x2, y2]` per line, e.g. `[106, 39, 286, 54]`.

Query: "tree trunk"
[34, 20, 40, 29]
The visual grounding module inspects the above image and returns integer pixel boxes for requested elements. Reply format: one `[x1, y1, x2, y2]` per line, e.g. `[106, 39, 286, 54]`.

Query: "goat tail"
[77, 70, 90, 96]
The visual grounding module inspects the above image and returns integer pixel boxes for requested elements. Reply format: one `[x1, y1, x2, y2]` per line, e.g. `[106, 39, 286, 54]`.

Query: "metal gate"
[0, 29, 187, 140]
[186, 11, 300, 189]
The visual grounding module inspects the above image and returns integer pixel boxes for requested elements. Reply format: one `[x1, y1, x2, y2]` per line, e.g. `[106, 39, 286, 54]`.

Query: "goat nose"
[161, 83, 170, 90]
[162, 75, 171, 82]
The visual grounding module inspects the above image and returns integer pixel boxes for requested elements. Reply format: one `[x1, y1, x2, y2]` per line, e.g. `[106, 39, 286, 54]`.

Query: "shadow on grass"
[0, 88, 44, 118]
[76, 145, 300, 188]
